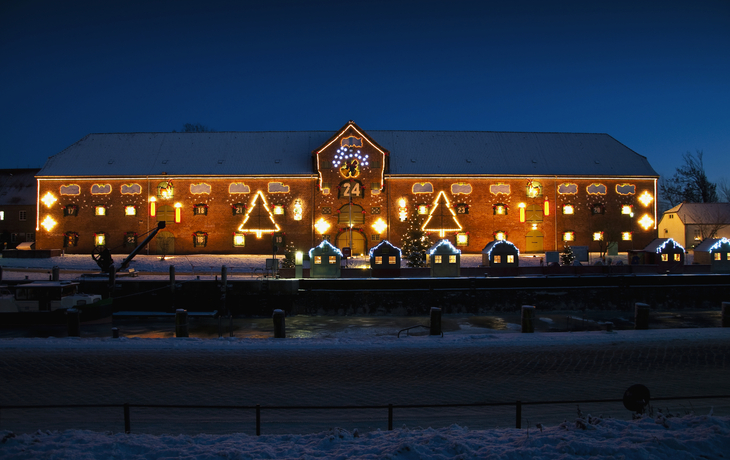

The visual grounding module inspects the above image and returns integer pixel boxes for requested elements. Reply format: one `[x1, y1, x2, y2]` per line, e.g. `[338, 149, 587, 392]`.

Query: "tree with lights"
[280, 240, 298, 269]
[561, 244, 576, 266]
[401, 211, 432, 267]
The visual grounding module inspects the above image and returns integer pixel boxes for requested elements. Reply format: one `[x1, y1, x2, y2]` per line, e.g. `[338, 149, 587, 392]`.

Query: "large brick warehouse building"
[35, 121, 659, 256]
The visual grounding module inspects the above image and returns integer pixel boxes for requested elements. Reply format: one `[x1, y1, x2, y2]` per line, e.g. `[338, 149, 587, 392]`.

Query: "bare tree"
[590, 217, 623, 263]
[718, 178, 730, 203]
[660, 151, 718, 206]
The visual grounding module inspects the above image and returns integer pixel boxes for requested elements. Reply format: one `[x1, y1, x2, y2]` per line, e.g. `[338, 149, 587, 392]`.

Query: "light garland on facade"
[41, 215, 57, 231]
[518, 202, 526, 222]
[398, 198, 408, 222]
[314, 218, 331, 235]
[41, 192, 57, 208]
[237, 190, 281, 238]
[293, 199, 303, 221]
[371, 218, 388, 234]
[421, 191, 463, 237]
[149, 197, 156, 216]
[174, 202, 182, 223]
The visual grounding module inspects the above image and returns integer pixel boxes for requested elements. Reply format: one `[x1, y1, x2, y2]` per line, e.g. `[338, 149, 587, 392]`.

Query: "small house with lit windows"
[694, 237, 730, 273]
[34, 121, 659, 256]
[308, 239, 342, 278]
[369, 240, 402, 277]
[643, 238, 685, 269]
[481, 240, 520, 267]
[429, 239, 461, 277]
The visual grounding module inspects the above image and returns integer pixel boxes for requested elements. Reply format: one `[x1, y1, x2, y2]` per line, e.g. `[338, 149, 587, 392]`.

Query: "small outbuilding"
[643, 238, 685, 270]
[708, 238, 730, 273]
[369, 240, 402, 278]
[692, 238, 720, 265]
[428, 239, 461, 277]
[481, 240, 520, 267]
[308, 240, 343, 278]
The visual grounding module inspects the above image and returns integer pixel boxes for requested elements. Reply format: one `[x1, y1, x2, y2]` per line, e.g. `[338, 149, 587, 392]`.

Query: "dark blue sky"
[1, 0, 728, 185]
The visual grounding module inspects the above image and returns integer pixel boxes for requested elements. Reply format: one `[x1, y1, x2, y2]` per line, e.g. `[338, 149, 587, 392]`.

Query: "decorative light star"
[41, 215, 57, 231]
[41, 192, 57, 208]
[638, 191, 653, 207]
[638, 214, 654, 230]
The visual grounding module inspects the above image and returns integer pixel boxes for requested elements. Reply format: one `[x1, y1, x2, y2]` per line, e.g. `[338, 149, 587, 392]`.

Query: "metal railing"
[2, 394, 728, 435]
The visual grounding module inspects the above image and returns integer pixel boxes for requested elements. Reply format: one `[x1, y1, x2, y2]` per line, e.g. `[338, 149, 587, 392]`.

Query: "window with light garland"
[232, 203, 245, 215]
[456, 232, 469, 246]
[621, 205, 633, 215]
[64, 205, 78, 217]
[456, 203, 469, 214]
[563, 231, 575, 242]
[493, 204, 507, 215]
[593, 232, 604, 241]
[94, 233, 106, 246]
[193, 204, 208, 216]
[193, 231, 208, 248]
[273, 205, 285, 216]
[95, 205, 106, 216]
[417, 204, 429, 215]
[622, 232, 632, 241]
[124, 232, 138, 247]
[562, 204, 574, 215]
[233, 232, 245, 247]
[125, 205, 136, 216]
[591, 204, 605, 215]
[494, 231, 507, 241]
[64, 232, 79, 247]
[526, 181, 543, 197]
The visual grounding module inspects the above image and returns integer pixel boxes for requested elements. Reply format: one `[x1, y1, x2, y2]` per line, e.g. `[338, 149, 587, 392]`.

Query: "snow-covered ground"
[1, 329, 729, 459]
[2, 414, 728, 459]
[0, 252, 634, 280]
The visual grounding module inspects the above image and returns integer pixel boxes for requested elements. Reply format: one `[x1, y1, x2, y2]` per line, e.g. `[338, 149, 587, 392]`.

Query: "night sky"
[1, 0, 728, 185]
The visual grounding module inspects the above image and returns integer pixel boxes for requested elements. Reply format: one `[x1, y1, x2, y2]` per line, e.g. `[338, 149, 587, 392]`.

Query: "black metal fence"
[2, 394, 728, 435]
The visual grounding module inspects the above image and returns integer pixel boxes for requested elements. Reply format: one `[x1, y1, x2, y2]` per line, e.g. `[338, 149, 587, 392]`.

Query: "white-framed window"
[449, 255, 457, 264]
[18, 210, 27, 221]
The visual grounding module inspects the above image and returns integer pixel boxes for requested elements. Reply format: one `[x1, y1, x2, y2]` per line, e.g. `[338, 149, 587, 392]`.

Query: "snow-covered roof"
[663, 202, 730, 225]
[37, 130, 659, 178]
[0, 169, 39, 205]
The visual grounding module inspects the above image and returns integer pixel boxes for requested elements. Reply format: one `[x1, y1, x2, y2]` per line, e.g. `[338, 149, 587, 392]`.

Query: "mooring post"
[430, 307, 442, 335]
[112, 327, 119, 339]
[66, 308, 80, 337]
[52, 266, 60, 281]
[273, 309, 285, 338]
[516, 400, 522, 428]
[388, 404, 393, 431]
[169, 265, 175, 294]
[124, 403, 131, 434]
[521, 305, 535, 333]
[722, 302, 730, 328]
[256, 404, 261, 436]
[635, 302, 650, 330]
[108, 266, 116, 297]
[175, 309, 188, 338]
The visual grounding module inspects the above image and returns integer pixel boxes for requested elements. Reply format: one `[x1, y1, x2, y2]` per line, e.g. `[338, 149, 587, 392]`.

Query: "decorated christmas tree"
[401, 211, 432, 267]
[561, 244, 576, 266]
[279, 240, 298, 269]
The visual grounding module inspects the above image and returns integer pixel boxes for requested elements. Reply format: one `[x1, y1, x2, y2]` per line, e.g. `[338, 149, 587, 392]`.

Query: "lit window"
[273, 205, 285, 215]
[593, 232, 603, 241]
[329, 256, 337, 264]
[371, 234, 380, 241]
[661, 254, 668, 262]
[0, 211, 4, 220]
[563, 232, 574, 242]
[314, 256, 322, 265]
[389, 256, 397, 264]
[19, 210, 27, 221]
[449, 255, 457, 264]
[674, 253, 681, 262]
[233, 233, 245, 247]
[434, 255, 442, 264]
[563, 204, 574, 215]
[417, 204, 429, 215]
[715, 253, 721, 261]
[727, 253, 730, 261]
[621, 205, 633, 215]
[622, 232, 632, 241]
[95, 233, 106, 246]
[95, 206, 106, 216]
[507, 255, 515, 263]
[375, 256, 382, 265]
[125, 206, 136, 216]
[495, 231, 506, 241]
[494, 255, 502, 264]
[493, 204, 507, 215]
[232, 203, 245, 215]
[693, 230, 701, 241]
[456, 232, 469, 246]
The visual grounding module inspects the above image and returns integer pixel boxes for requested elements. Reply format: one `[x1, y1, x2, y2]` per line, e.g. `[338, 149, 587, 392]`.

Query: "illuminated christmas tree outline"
[421, 190, 463, 237]
[237, 191, 281, 238]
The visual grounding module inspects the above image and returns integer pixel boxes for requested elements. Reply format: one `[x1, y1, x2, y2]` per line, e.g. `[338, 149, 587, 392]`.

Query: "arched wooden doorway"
[156, 230, 175, 255]
[525, 230, 544, 253]
[336, 231, 367, 256]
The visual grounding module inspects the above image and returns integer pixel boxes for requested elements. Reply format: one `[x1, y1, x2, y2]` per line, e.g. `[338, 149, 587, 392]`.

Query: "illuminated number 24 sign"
[339, 180, 363, 199]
